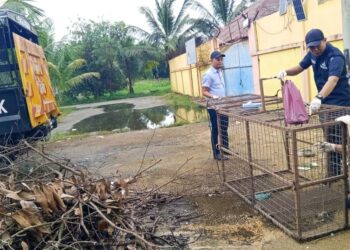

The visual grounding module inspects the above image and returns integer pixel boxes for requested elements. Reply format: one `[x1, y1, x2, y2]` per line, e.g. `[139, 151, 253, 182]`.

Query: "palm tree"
[1, 0, 44, 23]
[48, 59, 100, 97]
[189, 0, 256, 36]
[117, 43, 159, 94]
[36, 18, 56, 59]
[139, 0, 195, 60]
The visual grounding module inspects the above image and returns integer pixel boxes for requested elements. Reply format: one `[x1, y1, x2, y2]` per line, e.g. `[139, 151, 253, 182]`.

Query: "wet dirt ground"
[47, 96, 350, 249]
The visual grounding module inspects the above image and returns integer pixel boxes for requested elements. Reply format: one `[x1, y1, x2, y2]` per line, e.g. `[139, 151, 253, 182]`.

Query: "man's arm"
[277, 65, 305, 80]
[202, 87, 214, 98]
[286, 65, 304, 76]
[318, 76, 339, 98]
[318, 55, 346, 98]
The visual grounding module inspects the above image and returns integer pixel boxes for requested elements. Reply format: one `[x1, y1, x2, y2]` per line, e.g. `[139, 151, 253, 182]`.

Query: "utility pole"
[341, 0, 350, 73]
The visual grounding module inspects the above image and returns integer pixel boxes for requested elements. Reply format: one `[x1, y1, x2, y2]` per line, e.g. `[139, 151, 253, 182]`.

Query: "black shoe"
[214, 154, 228, 161]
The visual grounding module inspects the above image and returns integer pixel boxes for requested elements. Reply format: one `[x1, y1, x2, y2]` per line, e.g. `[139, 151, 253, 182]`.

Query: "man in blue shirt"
[278, 28, 350, 176]
[202, 51, 228, 160]
[278, 28, 350, 112]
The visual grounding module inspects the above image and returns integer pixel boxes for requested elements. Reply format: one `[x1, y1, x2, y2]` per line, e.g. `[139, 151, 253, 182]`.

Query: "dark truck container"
[0, 9, 59, 144]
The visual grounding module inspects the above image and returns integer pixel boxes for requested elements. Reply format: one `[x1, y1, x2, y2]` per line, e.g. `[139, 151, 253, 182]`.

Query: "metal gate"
[223, 41, 253, 96]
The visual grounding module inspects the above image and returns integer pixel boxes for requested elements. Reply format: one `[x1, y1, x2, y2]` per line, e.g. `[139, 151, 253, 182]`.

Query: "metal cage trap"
[199, 85, 350, 240]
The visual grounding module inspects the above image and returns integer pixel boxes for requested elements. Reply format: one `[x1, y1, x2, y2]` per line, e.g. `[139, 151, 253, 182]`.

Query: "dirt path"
[47, 122, 350, 249]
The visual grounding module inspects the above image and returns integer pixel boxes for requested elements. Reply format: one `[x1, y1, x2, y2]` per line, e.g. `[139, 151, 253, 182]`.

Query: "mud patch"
[183, 192, 264, 245]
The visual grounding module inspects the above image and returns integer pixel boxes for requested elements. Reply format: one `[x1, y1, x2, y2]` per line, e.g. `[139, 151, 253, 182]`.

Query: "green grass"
[50, 128, 132, 142]
[106, 79, 170, 99]
[164, 92, 202, 110]
[60, 79, 171, 105]
[58, 107, 76, 122]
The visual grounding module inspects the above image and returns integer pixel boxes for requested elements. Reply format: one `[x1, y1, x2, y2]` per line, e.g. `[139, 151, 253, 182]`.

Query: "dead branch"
[0, 140, 197, 249]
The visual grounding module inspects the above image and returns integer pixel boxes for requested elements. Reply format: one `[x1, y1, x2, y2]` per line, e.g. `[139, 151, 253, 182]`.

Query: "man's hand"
[314, 142, 336, 153]
[309, 98, 322, 115]
[277, 70, 287, 81]
[212, 95, 219, 99]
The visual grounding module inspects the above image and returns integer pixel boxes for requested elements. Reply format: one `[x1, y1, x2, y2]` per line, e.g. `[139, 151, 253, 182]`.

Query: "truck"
[0, 9, 59, 144]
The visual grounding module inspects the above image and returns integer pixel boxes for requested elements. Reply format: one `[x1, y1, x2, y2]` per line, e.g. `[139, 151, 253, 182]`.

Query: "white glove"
[314, 142, 336, 152]
[212, 95, 219, 99]
[277, 70, 287, 81]
[309, 98, 322, 115]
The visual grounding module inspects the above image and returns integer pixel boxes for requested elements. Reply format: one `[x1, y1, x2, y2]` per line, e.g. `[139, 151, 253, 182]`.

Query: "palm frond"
[3, 0, 44, 17]
[188, 18, 219, 37]
[68, 72, 100, 86]
[123, 45, 161, 59]
[189, 0, 220, 27]
[232, 0, 247, 18]
[173, 0, 191, 29]
[47, 62, 62, 82]
[156, 0, 175, 37]
[140, 6, 164, 35]
[127, 25, 151, 40]
[66, 59, 86, 72]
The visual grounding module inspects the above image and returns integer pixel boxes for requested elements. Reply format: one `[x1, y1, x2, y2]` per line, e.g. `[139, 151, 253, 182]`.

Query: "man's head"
[210, 51, 225, 69]
[305, 29, 327, 56]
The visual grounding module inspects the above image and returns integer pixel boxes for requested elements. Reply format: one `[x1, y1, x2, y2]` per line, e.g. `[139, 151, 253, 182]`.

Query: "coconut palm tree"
[139, 0, 195, 60]
[48, 58, 100, 98]
[189, 0, 256, 36]
[1, 0, 44, 22]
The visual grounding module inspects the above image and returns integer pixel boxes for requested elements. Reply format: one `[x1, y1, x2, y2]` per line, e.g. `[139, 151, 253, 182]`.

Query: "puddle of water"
[72, 103, 206, 133]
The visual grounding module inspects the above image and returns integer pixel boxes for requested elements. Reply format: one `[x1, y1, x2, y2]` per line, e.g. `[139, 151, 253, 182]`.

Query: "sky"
[34, 0, 213, 41]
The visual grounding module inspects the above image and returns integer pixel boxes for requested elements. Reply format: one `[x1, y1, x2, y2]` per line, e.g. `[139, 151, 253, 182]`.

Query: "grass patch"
[164, 92, 202, 110]
[60, 79, 171, 105]
[58, 107, 76, 122]
[50, 131, 92, 142]
[50, 130, 116, 142]
[105, 79, 170, 99]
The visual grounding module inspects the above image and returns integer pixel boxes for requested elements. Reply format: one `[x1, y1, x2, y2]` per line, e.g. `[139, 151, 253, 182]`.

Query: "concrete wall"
[169, 39, 217, 97]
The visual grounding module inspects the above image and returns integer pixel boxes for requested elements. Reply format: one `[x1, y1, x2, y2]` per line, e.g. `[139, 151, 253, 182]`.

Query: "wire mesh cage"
[203, 94, 350, 240]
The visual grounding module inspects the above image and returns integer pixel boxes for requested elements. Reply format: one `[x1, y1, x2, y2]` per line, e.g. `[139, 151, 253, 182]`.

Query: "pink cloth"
[282, 80, 309, 124]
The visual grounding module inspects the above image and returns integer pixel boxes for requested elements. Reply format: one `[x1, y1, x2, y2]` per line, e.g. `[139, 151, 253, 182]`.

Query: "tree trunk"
[124, 57, 134, 94]
[128, 78, 134, 94]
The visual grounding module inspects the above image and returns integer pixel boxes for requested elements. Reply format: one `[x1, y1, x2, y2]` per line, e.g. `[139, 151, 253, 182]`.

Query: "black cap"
[210, 51, 225, 60]
[305, 29, 325, 48]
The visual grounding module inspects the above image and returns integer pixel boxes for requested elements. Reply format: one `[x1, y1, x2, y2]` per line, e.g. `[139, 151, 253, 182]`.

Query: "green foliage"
[35, 18, 56, 58]
[60, 79, 171, 105]
[48, 58, 100, 97]
[69, 20, 160, 95]
[165, 92, 201, 110]
[138, 0, 195, 60]
[2, 0, 44, 23]
[189, 0, 256, 36]
[1, 1, 175, 103]
[101, 79, 171, 100]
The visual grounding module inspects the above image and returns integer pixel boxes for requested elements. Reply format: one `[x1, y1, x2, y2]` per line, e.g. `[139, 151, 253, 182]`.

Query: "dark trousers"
[326, 125, 342, 176]
[320, 113, 343, 176]
[208, 109, 229, 157]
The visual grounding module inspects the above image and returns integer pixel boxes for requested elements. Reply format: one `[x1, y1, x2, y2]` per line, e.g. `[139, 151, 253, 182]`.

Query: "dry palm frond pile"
[0, 141, 196, 249]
